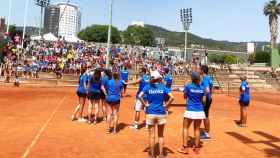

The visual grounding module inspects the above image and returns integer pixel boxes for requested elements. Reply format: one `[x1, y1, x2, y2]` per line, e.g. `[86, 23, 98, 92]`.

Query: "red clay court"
[0, 86, 279, 158]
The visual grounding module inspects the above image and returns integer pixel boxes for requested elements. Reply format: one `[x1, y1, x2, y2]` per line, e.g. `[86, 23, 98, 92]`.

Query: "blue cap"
[191, 72, 200, 80]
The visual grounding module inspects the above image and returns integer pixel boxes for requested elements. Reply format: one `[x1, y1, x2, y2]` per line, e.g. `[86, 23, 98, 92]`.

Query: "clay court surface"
[0, 86, 279, 158]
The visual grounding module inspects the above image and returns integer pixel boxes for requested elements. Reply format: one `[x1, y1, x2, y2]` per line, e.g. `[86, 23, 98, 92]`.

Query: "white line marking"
[21, 95, 66, 158]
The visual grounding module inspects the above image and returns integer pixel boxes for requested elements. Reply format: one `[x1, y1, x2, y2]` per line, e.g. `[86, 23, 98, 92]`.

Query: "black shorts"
[239, 100, 250, 107]
[100, 91, 106, 100]
[203, 97, 212, 118]
[123, 84, 127, 89]
[107, 100, 120, 106]
[77, 92, 87, 98]
[88, 92, 101, 100]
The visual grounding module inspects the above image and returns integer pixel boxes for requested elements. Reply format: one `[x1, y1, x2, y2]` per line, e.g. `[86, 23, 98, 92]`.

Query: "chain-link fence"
[223, 81, 280, 106]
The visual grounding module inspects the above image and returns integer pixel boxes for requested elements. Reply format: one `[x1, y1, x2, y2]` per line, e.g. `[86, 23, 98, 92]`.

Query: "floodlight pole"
[22, 0, 30, 48]
[39, 6, 43, 36]
[180, 8, 192, 62]
[184, 31, 187, 61]
[184, 25, 189, 62]
[6, 0, 12, 33]
[106, 0, 113, 69]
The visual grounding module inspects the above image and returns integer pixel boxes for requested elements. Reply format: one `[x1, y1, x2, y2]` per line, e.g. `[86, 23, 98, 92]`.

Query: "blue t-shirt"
[88, 77, 102, 93]
[240, 81, 250, 102]
[136, 75, 150, 98]
[105, 79, 124, 102]
[77, 74, 88, 93]
[164, 74, 173, 90]
[201, 75, 213, 99]
[102, 75, 110, 91]
[184, 83, 205, 112]
[24, 65, 30, 72]
[120, 70, 129, 81]
[32, 64, 39, 72]
[143, 84, 170, 115]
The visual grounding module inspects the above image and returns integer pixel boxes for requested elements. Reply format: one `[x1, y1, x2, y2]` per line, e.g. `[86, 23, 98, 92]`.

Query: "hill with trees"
[145, 24, 248, 52]
[78, 24, 270, 52]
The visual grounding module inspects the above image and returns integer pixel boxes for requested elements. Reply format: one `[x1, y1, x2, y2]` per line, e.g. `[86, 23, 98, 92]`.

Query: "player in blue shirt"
[87, 69, 102, 124]
[120, 67, 129, 96]
[100, 69, 112, 122]
[163, 68, 173, 90]
[138, 71, 174, 158]
[163, 68, 173, 105]
[127, 67, 150, 129]
[178, 72, 205, 155]
[238, 76, 250, 127]
[101, 72, 124, 134]
[199, 65, 213, 140]
[71, 68, 88, 122]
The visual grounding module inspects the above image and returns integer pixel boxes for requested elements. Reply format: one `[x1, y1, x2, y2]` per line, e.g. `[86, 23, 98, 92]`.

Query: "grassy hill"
[145, 24, 251, 52]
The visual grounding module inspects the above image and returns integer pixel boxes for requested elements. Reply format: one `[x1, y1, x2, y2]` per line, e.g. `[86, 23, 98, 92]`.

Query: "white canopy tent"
[31, 34, 83, 43]
[30, 33, 58, 41]
[43, 33, 58, 41]
[64, 36, 83, 43]
[30, 35, 42, 40]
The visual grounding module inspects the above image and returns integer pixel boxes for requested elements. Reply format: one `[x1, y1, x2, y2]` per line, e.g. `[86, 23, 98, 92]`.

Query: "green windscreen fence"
[271, 48, 280, 68]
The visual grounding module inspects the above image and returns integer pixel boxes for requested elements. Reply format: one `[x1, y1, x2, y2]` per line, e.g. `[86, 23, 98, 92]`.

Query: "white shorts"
[184, 111, 206, 120]
[135, 99, 143, 112]
[146, 114, 167, 125]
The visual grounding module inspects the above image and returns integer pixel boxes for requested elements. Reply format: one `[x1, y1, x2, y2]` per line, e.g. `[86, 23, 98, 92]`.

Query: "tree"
[255, 51, 271, 63]
[123, 25, 155, 46]
[264, 0, 280, 48]
[0, 25, 19, 39]
[208, 53, 240, 64]
[224, 55, 237, 64]
[78, 25, 121, 43]
[208, 53, 225, 63]
[248, 53, 256, 64]
[0, 34, 5, 63]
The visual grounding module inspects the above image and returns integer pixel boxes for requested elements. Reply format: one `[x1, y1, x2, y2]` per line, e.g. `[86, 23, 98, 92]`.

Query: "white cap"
[151, 71, 162, 79]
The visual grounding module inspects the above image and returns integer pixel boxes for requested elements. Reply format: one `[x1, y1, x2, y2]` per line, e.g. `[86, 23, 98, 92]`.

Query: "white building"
[131, 21, 144, 27]
[56, 2, 81, 38]
[247, 42, 255, 54]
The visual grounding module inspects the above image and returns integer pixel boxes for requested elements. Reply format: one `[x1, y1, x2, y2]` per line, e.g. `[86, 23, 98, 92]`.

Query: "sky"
[0, 0, 273, 42]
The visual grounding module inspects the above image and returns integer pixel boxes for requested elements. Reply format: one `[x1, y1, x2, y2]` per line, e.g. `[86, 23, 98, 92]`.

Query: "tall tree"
[264, 0, 280, 48]
[123, 25, 155, 46]
[78, 25, 121, 43]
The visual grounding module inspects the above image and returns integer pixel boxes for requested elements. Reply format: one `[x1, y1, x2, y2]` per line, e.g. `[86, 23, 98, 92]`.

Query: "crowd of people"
[1, 39, 135, 80]
[71, 64, 251, 158]
[0, 37, 194, 84]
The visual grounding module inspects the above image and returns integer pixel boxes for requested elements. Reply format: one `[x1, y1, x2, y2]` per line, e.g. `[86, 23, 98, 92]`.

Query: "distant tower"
[56, 2, 81, 38]
[44, 5, 60, 36]
[247, 42, 255, 54]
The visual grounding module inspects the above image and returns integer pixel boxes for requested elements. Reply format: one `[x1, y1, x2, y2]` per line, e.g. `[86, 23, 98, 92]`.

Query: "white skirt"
[184, 111, 206, 120]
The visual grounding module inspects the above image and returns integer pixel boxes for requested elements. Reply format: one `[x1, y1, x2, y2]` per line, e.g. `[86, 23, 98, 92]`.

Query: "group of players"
[71, 64, 250, 158]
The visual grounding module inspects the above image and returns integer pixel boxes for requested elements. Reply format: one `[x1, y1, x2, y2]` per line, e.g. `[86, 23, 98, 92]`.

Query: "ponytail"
[105, 69, 112, 80]
[92, 69, 101, 83]
[113, 72, 120, 94]
[79, 68, 86, 84]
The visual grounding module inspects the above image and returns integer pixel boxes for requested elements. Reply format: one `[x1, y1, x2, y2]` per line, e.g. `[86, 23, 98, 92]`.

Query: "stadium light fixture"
[22, 0, 30, 48]
[180, 8, 192, 62]
[34, 0, 50, 36]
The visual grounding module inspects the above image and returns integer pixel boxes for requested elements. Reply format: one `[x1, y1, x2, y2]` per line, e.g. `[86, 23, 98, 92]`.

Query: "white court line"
[21, 95, 66, 158]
